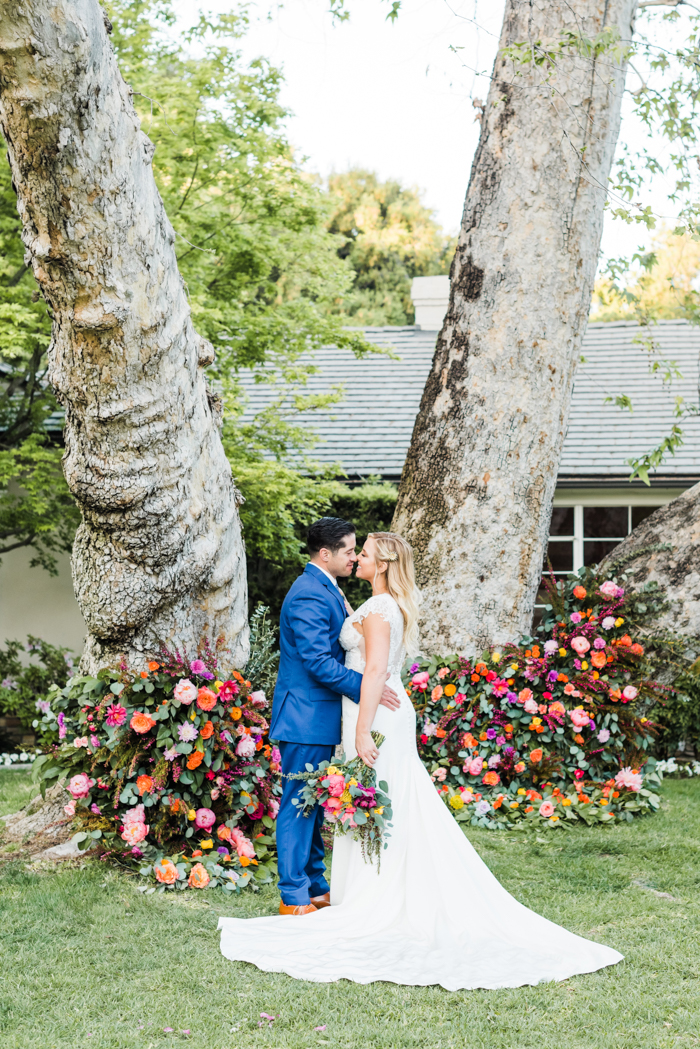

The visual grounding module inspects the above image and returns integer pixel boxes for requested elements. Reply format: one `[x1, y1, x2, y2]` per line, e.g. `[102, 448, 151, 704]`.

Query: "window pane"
[632, 505, 662, 529]
[584, 539, 620, 566]
[544, 540, 573, 572]
[550, 507, 574, 536]
[583, 506, 628, 538]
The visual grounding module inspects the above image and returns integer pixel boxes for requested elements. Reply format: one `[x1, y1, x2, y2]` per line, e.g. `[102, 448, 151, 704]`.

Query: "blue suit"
[271, 562, 363, 904]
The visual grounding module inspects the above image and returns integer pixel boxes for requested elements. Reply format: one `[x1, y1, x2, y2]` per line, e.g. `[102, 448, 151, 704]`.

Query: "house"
[2, 277, 699, 653]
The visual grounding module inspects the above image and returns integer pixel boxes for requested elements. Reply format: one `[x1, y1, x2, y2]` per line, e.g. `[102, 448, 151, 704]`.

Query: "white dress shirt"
[311, 562, 340, 589]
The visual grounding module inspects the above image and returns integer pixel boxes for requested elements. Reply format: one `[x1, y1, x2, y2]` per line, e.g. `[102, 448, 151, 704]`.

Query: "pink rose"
[523, 698, 539, 714]
[569, 708, 591, 730]
[622, 685, 638, 700]
[411, 671, 430, 690]
[173, 678, 198, 705]
[615, 767, 643, 792]
[571, 636, 590, 656]
[63, 800, 76, 817]
[563, 683, 576, 695]
[195, 807, 216, 831]
[73, 736, 89, 749]
[267, 798, 280, 819]
[539, 800, 555, 818]
[68, 773, 94, 799]
[250, 690, 267, 707]
[467, 757, 484, 776]
[324, 797, 343, 812]
[431, 768, 447, 782]
[325, 773, 346, 797]
[600, 580, 624, 599]
[235, 735, 256, 758]
[123, 804, 145, 827]
[230, 826, 256, 859]
[121, 821, 148, 845]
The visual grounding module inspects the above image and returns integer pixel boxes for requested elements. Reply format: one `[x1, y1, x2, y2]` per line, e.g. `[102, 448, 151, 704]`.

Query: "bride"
[218, 532, 623, 989]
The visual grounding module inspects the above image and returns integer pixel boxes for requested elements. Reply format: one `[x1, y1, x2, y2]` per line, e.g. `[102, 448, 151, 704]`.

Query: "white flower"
[423, 721, 437, 737]
[602, 616, 615, 630]
[163, 745, 178, 761]
[543, 640, 558, 655]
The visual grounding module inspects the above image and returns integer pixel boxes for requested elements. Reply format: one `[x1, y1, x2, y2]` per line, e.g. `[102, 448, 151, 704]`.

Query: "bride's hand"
[355, 730, 379, 767]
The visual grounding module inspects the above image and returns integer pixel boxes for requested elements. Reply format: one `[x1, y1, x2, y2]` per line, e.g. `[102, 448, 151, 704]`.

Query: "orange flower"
[140, 671, 148, 679]
[574, 733, 584, 745]
[471, 673, 480, 683]
[479, 731, 488, 742]
[535, 725, 545, 734]
[493, 794, 504, 809]
[630, 643, 644, 656]
[130, 711, 156, 734]
[155, 859, 178, 885]
[482, 770, 500, 786]
[239, 855, 251, 866]
[475, 662, 487, 676]
[197, 688, 217, 711]
[136, 774, 154, 795]
[557, 674, 569, 683]
[435, 728, 446, 739]
[217, 824, 232, 841]
[525, 805, 534, 813]
[431, 685, 443, 702]
[573, 585, 587, 599]
[191, 849, 203, 857]
[187, 750, 204, 770]
[148, 661, 160, 672]
[463, 733, 478, 749]
[618, 634, 632, 647]
[531, 646, 541, 658]
[169, 798, 181, 814]
[591, 651, 606, 669]
[529, 748, 543, 764]
[514, 761, 526, 773]
[444, 683, 457, 697]
[188, 862, 210, 889]
[200, 720, 214, 740]
[230, 706, 242, 720]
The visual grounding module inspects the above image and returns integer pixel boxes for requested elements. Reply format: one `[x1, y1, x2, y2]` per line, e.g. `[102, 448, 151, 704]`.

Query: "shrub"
[405, 570, 665, 830]
[33, 642, 281, 892]
[0, 636, 75, 746]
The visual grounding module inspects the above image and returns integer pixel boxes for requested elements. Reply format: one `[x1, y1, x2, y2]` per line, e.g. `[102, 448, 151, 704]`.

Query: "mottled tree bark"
[394, 0, 638, 657]
[0, 0, 248, 671]
[601, 485, 700, 641]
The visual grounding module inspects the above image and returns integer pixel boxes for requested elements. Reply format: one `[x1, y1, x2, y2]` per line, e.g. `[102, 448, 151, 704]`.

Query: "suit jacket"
[270, 562, 363, 745]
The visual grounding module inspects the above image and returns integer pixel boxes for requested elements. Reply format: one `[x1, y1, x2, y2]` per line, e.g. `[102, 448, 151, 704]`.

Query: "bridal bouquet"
[288, 731, 393, 867]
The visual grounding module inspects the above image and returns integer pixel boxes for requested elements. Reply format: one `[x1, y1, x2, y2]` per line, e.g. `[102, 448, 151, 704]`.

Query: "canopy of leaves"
[326, 169, 455, 326]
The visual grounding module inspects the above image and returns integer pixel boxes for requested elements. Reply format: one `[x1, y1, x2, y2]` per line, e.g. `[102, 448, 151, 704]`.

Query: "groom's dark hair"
[307, 517, 356, 555]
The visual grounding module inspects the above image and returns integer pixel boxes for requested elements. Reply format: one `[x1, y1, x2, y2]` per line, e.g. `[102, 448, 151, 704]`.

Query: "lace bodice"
[339, 592, 406, 676]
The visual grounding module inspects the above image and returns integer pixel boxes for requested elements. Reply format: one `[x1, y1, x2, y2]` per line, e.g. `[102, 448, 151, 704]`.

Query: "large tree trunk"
[601, 484, 700, 641]
[0, 0, 248, 671]
[393, 0, 638, 657]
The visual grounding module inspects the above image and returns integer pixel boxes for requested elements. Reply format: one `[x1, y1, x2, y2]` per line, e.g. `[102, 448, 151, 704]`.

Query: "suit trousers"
[277, 740, 334, 905]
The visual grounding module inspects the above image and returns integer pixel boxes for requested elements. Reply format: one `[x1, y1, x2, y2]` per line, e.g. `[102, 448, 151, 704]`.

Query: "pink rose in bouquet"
[523, 698, 539, 714]
[325, 773, 347, 797]
[622, 685, 638, 701]
[600, 580, 624, 599]
[539, 800, 555, 818]
[68, 773, 94, 798]
[569, 708, 591, 730]
[249, 690, 267, 707]
[411, 671, 430, 691]
[236, 735, 256, 758]
[571, 636, 590, 656]
[63, 800, 76, 817]
[267, 798, 280, 819]
[195, 807, 216, 831]
[174, 678, 198, 705]
[615, 767, 643, 792]
[230, 826, 256, 859]
[123, 804, 146, 827]
[122, 821, 148, 845]
[466, 757, 484, 776]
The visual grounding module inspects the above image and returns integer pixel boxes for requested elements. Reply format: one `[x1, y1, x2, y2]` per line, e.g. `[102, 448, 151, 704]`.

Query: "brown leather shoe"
[310, 892, 330, 909]
[278, 901, 317, 916]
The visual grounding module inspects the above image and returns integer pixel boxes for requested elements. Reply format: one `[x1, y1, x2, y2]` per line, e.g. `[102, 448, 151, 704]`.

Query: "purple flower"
[475, 800, 490, 816]
[200, 670, 215, 680]
[504, 746, 515, 756]
[487, 755, 501, 769]
[496, 735, 506, 746]
[570, 612, 582, 624]
[547, 670, 558, 683]
[90, 803, 101, 815]
[506, 691, 518, 704]
[573, 659, 582, 670]
[217, 846, 230, 855]
[410, 663, 420, 673]
[90, 735, 100, 748]
[190, 659, 207, 675]
[486, 727, 497, 740]
[35, 699, 51, 715]
[131, 847, 143, 858]
[593, 638, 606, 650]
[271, 746, 281, 764]
[57, 711, 67, 739]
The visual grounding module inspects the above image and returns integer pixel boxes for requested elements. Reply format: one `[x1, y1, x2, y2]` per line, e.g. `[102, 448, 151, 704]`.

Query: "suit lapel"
[305, 563, 347, 617]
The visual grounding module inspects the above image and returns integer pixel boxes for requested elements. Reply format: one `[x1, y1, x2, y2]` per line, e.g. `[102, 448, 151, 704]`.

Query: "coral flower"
[174, 679, 198, 705]
[529, 748, 543, 764]
[121, 821, 148, 845]
[217, 824, 232, 841]
[571, 636, 590, 656]
[482, 770, 500, 787]
[155, 859, 178, 884]
[431, 685, 443, 702]
[197, 688, 217, 711]
[148, 661, 160, 672]
[136, 774, 154, 795]
[514, 761, 526, 773]
[573, 585, 587, 599]
[200, 720, 214, 740]
[130, 711, 156, 734]
[539, 800, 555, 818]
[68, 773, 94, 798]
[591, 651, 607, 669]
[518, 688, 533, 704]
[188, 862, 210, 889]
[187, 750, 204, 770]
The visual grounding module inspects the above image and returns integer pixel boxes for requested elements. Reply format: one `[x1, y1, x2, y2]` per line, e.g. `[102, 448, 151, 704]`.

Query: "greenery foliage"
[0, 637, 74, 743]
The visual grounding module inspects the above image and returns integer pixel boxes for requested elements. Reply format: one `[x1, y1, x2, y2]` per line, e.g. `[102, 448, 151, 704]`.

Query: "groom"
[270, 516, 400, 915]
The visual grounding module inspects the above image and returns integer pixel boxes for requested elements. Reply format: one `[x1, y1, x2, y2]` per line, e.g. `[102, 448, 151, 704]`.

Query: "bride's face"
[355, 537, 387, 584]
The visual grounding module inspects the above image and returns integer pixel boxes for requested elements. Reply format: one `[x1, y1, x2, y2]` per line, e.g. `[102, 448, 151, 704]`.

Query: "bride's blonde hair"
[368, 532, 420, 656]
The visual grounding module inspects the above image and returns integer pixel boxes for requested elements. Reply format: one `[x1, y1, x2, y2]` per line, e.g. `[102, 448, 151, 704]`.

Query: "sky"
[173, 0, 696, 271]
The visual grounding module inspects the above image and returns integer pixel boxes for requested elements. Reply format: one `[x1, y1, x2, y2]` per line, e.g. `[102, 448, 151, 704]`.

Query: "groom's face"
[325, 533, 357, 579]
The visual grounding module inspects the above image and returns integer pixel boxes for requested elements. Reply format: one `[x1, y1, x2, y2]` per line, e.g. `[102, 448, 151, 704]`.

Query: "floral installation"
[287, 731, 393, 866]
[405, 570, 664, 830]
[33, 642, 281, 891]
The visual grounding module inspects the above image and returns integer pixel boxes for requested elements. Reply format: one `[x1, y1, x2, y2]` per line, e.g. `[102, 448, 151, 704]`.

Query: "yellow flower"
[372, 807, 384, 816]
[348, 778, 358, 787]
[190, 710, 196, 721]
[615, 617, 625, 626]
[509, 663, 519, 673]
[581, 661, 588, 670]
[187, 809, 196, 821]
[326, 765, 338, 775]
[492, 651, 502, 663]
[449, 795, 464, 810]
[509, 801, 519, 809]
[517, 788, 526, 795]
[549, 815, 559, 823]
[340, 789, 352, 804]
[531, 716, 542, 726]
[214, 680, 223, 691]
[600, 798, 609, 805]
[562, 798, 572, 807]
[592, 671, 599, 679]
[200, 839, 213, 850]
[558, 648, 567, 658]
[640, 717, 648, 724]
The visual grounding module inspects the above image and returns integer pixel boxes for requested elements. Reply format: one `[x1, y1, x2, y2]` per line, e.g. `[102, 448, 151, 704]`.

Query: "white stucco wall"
[0, 547, 85, 654]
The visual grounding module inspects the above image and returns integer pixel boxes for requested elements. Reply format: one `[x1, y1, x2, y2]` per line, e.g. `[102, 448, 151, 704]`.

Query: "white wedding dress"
[218, 593, 623, 989]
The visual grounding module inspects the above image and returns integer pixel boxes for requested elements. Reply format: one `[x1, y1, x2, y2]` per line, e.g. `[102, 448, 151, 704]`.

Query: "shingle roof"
[239, 319, 700, 482]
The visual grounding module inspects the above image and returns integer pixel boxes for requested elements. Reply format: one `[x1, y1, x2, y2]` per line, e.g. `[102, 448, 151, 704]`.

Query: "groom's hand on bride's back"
[379, 675, 400, 711]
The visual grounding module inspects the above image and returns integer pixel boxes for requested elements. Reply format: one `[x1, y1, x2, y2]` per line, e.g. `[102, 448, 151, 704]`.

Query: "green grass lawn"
[0, 774, 699, 1049]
